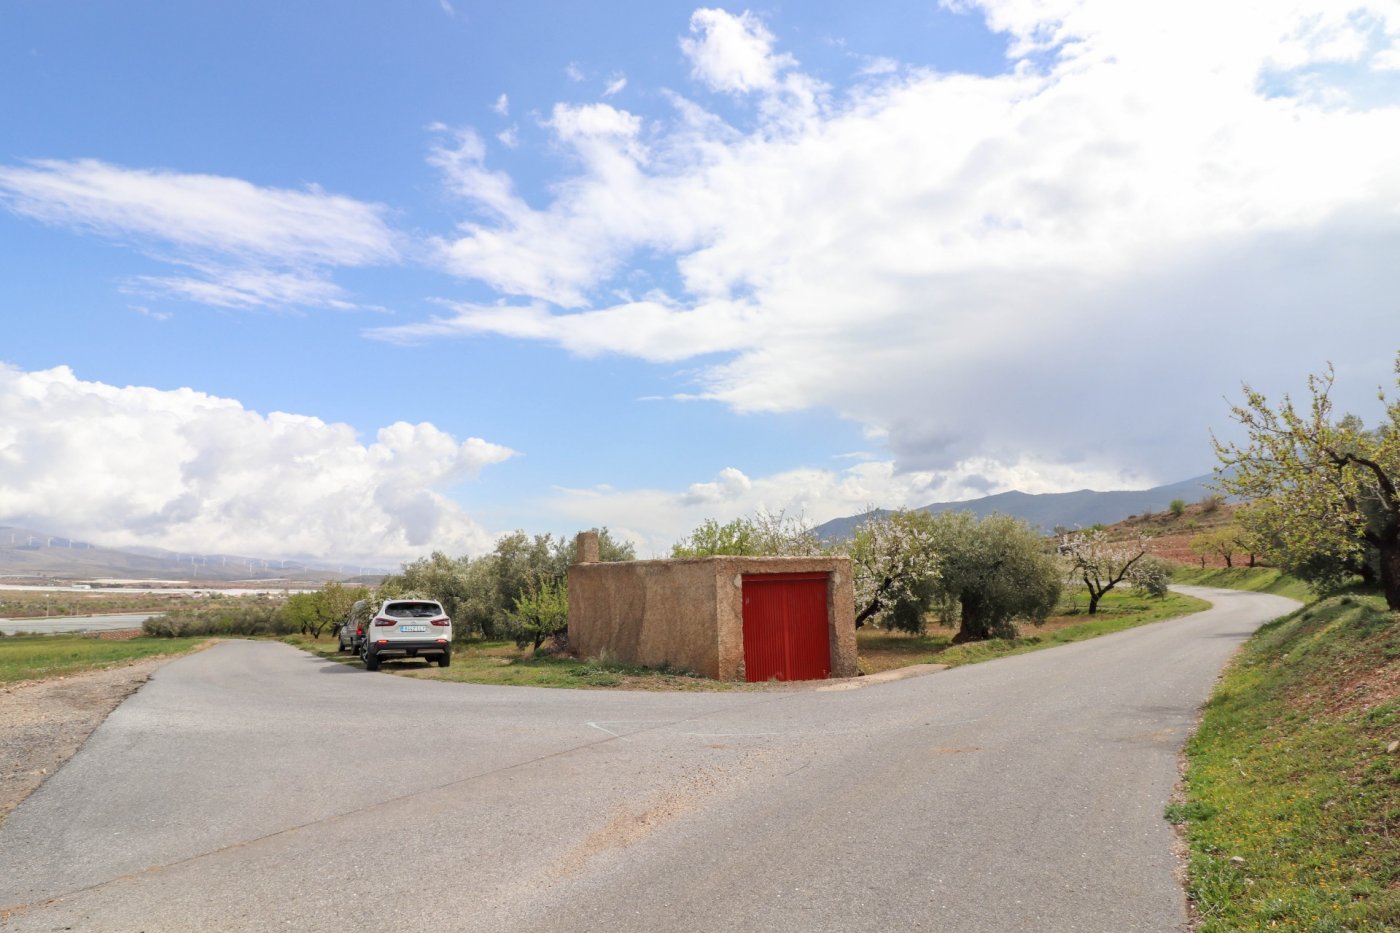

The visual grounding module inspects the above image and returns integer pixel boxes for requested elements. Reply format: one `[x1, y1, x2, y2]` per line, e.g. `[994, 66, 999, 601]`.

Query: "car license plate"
[399, 625, 427, 633]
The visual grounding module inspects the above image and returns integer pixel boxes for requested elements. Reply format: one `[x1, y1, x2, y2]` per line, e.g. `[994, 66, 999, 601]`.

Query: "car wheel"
[438, 652, 451, 668]
[363, 648, 379, 671]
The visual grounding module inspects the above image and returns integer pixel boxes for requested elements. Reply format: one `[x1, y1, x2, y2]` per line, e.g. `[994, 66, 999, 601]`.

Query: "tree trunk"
[1223, 554, 1233, 568]
[854, 577, 894, 628]
[952, 594, 991, 643]
[1379, 540, 1400, 612]
[1087, 588, 1102, 614]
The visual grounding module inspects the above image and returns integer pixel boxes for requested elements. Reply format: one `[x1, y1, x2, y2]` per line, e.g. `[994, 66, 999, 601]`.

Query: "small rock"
[1229, 856, 1247, 867]
[1387, 740, 1398, 754]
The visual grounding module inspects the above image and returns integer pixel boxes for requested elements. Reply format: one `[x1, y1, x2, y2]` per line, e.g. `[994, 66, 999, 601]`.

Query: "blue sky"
[2, 1, 1399, 564]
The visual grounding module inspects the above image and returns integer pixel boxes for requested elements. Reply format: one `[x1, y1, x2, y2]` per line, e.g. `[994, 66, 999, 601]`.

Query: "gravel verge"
[0, 658, 171, 824]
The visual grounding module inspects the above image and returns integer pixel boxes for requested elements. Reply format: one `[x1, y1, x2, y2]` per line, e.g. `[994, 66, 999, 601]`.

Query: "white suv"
[359, 599, 452, 671]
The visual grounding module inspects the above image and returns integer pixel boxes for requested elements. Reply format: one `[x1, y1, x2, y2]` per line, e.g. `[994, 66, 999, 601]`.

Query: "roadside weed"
[0, 634, 207, 683]
[1177, 595, 1400, 930]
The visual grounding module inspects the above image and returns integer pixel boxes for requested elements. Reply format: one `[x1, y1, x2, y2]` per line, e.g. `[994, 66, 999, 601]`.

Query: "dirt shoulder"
[0, 658, 170, 824]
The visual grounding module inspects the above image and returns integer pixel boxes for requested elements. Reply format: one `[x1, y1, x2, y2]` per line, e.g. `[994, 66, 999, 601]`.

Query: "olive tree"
[927, 512, 1062, 642]
[558, 527, 636, 564]
[378, 528, 635, 639]
[671, 511, 822, 557]
[1214, 357, 1400, 609]
[380, 552, 481, 633]
[283, 581, 369, 639]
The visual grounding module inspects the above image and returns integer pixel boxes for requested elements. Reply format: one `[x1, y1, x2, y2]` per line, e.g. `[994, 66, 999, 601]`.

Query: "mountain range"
[2, 473, 1220, 581]
[0, 525, 385, 584]
[812, 474, 1221, 541]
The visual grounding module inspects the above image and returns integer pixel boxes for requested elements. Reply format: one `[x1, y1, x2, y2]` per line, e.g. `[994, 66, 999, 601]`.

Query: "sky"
[2, 1, 1399, 566]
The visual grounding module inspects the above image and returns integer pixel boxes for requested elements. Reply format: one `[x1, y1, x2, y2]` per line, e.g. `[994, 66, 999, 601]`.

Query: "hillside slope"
[815, 474, 1220, 540]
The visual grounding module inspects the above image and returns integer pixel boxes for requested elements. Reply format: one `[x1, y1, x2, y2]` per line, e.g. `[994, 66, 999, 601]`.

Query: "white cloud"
[857, 56, 900, 76]
[604, 73, 628, 96]
[547, 456, 1147, 557]
[0, 158, 398, 311]
[368, 297, 754, 360]
[399, 0, 1400, 497]
[493, 93, 509, 116]
[425, 117, 676, 306]
[680, 8, 793, 94]
[547, 102, 642, 142]
[0, 364, 515, 564]
[679, 8, 827, 126]
[125, 266, 361, 311]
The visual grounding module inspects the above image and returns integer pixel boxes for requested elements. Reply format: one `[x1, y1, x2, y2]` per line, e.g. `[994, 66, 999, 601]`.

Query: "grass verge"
[0, 633, 208, 684]
[856, 590, 1211, 674]
[1172, 565, 1314, 602]
[282, 635, 749, 691]
[1173, 594, 1400, 930]
[283, 589, 1209, 689]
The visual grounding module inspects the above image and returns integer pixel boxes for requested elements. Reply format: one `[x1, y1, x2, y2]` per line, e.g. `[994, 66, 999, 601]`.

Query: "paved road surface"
[0, 586, 1297, 932]
[0, 613, 155, 635]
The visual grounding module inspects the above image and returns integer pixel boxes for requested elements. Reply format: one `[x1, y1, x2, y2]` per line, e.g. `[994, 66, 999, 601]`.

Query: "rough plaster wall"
[568, 556, 857, 681]
[568, 560, 721, 678]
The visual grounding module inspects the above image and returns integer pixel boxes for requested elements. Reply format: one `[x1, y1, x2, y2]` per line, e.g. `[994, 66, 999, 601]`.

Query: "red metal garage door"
[741, 573, 831, 682]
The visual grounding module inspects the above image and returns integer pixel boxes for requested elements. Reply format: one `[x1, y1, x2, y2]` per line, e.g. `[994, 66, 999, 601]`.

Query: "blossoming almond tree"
[848, 509, 940, 628]
[1058, 528, 1149, 614]
[1213, 356, 1400, 610]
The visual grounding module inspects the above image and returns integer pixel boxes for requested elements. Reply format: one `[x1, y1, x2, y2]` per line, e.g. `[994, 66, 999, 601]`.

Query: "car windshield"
[384, 602, 442, 618]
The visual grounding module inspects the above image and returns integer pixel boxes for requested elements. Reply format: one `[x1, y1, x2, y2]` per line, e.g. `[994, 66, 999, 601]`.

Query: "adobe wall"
[567, 553, 857, 681]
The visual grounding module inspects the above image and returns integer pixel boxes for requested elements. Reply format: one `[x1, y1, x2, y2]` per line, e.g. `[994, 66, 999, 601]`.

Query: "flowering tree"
[847, 509, 940, 628]
[1188, 526, 1250, 569]
[1213, 357, 1400, 609]
[1059, 529, 1149, 614]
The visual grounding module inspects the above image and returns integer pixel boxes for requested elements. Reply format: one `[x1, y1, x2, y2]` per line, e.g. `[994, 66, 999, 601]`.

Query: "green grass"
[1175, 594, 1400, 931]
[1172, 565, 1315, 602]
[285, 590, 1209, 689]
[856, 590, 1211, 673]
[282, 635, 745, 691]
[0, 633, 208, 683]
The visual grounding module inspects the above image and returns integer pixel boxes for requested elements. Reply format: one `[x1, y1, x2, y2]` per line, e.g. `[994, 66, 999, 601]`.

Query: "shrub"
[503, 577, 569, 651]
[142, 601, 290, 637]
[1130, 555, 1174, 598]
[1169, 499, 1186, 517]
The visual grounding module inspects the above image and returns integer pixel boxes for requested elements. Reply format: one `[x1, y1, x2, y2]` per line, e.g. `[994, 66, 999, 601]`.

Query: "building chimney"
[575, 531, 600, 564]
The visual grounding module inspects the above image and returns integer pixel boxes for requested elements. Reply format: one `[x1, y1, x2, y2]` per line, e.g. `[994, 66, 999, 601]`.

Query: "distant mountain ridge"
[813, 474, 1220, 541]
[0, 524, 386, 583]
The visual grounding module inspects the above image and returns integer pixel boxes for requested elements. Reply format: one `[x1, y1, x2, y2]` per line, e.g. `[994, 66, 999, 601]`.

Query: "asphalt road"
[0, 585, 1297, 932]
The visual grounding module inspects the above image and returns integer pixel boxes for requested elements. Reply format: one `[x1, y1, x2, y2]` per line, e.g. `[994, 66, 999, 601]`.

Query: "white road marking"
[584, 720, 672, 737]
